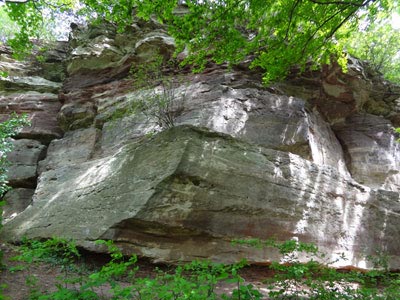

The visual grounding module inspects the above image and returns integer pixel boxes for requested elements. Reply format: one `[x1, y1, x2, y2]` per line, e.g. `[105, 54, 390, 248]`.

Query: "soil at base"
[1, 243, 274, 300]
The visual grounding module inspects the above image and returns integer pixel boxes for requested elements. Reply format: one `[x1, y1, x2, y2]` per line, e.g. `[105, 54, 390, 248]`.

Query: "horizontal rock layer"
[0, 43, 65, 219]
[2, 126, 400, 268]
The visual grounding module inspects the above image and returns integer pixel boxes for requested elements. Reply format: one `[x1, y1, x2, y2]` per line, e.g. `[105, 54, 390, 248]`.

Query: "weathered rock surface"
[0, 43, 65, 144]
[91, 71, 349, 176]
[6, 139, 46, 188]
[64, 22, 175, 91]
[0, 42, 67, 82]
[38, 127, 100, 174]
[0, 44, 64, 213]
[0, 76, 61, 93]
[0, 92, 63, 143]
[0, 43, 64, 94]
[277, 58, 400, 123]
[2, 188, 35, 221]
[2, 126, 400, 268]
[29, 42, 68, 83]
[334, 114, 400, 191]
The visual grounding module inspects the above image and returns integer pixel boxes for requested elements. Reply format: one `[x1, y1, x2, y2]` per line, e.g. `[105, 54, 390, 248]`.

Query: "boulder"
[2, 126, 400, 268]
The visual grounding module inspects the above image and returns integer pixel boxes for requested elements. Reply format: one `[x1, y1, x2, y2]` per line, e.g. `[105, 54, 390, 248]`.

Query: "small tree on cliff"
[1, 0, 399, 83]
[129, 55, 186, 129]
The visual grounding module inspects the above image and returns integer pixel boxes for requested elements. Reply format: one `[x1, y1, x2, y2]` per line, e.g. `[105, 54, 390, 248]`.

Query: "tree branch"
[307, 0, 372, 7]
[300, 4, 351, 57]
[3, 0, 69, 9]
[3, 0, 30, 3]
[284, 0, 302, 42]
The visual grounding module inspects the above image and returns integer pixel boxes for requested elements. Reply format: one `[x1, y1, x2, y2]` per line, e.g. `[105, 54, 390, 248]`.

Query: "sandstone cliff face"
[1, 21, 400, 269]
[0, 42, 66, 220]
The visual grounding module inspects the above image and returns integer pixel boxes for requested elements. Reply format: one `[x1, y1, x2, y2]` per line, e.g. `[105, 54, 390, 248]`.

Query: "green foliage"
[12, 237, 80, 266]
[4, 1, 42, 58]
[79, 239, 138, 296]
[130, 56, 186, 129]
[108, 56, 185, 129]
[134, 0, 398, 83]
[7, 237, 400, 299]
[130, 253, 251, 299]
[2, 0, 78, 58]
[235, 238, 400, 299]
[344, 18, 400, 83]
[77, 0, 134, 33]
[10, 238, 259, 300]
[2, 0, 399, 83]
[0, 71, 9, 78]
[0, 6, 20, 45]
[8, 237, 81, 300]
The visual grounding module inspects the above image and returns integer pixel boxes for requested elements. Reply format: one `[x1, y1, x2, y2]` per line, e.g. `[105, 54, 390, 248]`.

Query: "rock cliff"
[1, 21, 400, 269]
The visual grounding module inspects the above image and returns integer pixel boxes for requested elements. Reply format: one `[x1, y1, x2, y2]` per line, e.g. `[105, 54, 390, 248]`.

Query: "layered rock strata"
[2, 22, 400, 269]
[0, 43, 66, 220]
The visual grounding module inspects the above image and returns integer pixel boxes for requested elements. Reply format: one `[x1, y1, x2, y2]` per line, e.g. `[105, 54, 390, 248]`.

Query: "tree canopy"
[1, 0, 399, 83]
[344, 14, 400, 83]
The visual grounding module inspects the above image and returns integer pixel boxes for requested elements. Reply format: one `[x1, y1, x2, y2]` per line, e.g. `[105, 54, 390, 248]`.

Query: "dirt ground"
[0, 243, 274, 300]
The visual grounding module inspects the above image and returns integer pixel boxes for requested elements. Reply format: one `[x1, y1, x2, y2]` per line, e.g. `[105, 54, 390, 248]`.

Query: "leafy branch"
[1, 0, 398, 83]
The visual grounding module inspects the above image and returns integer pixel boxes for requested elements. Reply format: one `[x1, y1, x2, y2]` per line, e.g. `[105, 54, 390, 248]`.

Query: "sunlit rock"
[38, 127, 100, 174]
[334, 114, 400, 191]
[0, 76, 61, 93]
[2, 126, 399, 268]
[90, 70, 349, 174]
